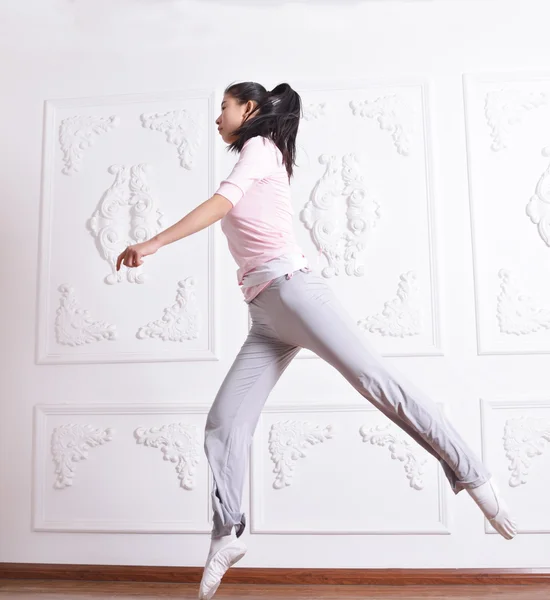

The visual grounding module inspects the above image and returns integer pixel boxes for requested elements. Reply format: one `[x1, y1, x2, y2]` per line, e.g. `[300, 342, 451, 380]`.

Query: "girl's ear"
[242, 101, 252, 121]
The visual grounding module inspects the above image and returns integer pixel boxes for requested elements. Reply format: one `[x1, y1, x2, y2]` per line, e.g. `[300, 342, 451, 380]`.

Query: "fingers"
[116, 248, 144, 271]
[116, 249, 126, 271]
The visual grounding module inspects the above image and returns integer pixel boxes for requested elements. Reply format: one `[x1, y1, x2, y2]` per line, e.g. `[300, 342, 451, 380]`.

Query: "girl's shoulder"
[242, 136, 283, 166]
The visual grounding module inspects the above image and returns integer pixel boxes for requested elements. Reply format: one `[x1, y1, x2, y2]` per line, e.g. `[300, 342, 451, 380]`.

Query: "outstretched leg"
[254, 270, 517, 539]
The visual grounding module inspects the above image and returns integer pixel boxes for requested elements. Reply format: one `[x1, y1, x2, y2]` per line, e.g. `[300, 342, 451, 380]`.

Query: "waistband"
[241, 253, 309, 288]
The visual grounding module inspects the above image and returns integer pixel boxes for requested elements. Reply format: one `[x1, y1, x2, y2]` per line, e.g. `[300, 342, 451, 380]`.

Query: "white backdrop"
[1, 0, 549, 569]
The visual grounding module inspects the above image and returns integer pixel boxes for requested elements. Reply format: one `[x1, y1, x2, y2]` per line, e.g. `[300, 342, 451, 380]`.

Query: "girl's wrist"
[150, 235, 164, 250]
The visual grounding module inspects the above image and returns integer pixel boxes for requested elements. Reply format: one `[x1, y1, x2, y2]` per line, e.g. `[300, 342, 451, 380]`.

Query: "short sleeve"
[215, 136, 277, 206]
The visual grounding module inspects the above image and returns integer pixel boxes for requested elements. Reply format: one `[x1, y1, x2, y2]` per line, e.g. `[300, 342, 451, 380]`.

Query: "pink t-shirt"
[216, 135, 307, 302]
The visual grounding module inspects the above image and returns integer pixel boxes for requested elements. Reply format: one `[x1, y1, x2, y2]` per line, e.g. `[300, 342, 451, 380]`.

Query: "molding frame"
[244, 76, 444, 358]
[463, 70, 550, 356]
[36, 89, 220, 364]
[480, 397, 550, 534]
[32, 403, 214, 533]
[249, 402, 451, 535]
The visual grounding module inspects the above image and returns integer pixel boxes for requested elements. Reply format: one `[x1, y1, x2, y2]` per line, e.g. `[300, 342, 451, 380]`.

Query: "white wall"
[1, 0, 550, 568]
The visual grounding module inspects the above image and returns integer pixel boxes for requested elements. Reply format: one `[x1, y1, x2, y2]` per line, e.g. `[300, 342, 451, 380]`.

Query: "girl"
[117, 81, 517, 600]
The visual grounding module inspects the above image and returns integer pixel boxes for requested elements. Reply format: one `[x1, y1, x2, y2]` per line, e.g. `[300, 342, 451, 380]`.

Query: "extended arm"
[153, 193, 232, 248]
[116, 193, 232, 270]
[116, 136, 275, 271]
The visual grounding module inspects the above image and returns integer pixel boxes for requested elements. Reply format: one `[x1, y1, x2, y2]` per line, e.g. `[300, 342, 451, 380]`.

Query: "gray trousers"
[204, 268, 490, 539]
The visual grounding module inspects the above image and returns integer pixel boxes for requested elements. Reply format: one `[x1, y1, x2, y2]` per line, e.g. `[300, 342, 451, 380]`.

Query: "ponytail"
[224, 81, 302, 179]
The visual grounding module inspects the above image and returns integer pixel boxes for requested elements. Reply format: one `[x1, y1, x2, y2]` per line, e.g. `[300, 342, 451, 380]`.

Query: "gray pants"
[204, 268, 490, 539]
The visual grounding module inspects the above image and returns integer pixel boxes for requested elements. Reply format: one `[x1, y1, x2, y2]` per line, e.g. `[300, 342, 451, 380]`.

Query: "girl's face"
[215, 93, 257, 144]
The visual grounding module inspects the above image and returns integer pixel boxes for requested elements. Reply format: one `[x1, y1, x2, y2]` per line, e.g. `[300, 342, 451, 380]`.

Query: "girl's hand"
[116, 239, 161, 271]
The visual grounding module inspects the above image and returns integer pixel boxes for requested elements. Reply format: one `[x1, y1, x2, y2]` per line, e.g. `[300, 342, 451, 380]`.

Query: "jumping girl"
[116, 81, 517, 600]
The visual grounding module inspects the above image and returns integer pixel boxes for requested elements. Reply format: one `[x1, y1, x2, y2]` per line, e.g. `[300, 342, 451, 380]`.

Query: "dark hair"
[224, 81, 302, 180]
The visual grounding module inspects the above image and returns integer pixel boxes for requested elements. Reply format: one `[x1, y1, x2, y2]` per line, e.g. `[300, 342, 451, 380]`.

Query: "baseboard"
[1, 564, 550, 585]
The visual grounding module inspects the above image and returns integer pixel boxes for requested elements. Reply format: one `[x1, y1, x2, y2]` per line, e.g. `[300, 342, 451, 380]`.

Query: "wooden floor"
[1, 580, 550, 599]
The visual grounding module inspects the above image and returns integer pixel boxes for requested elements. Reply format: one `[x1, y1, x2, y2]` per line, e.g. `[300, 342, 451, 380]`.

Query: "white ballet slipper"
[486, 479, 518, 540]
[198, 538, 247, 600]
